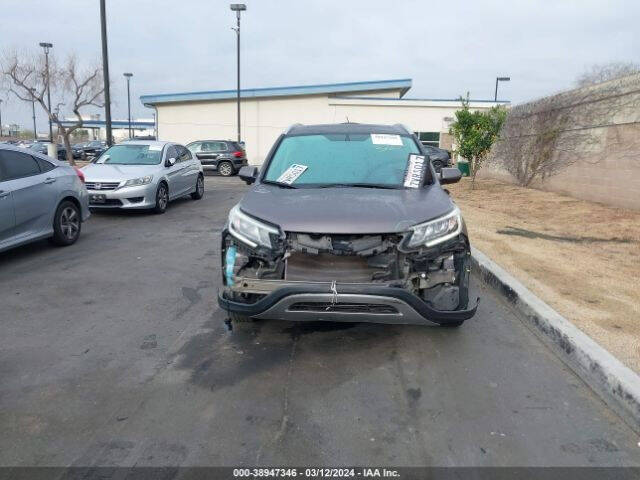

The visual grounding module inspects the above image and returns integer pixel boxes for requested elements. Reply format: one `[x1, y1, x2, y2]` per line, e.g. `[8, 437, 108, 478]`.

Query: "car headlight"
[122, 175, 153, 187]
[407, 207, 462, 248]
[228, 204, 279, 248]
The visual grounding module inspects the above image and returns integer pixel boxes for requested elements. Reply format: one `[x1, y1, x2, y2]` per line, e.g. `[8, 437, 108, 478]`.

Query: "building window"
[415, 131, 440, 147]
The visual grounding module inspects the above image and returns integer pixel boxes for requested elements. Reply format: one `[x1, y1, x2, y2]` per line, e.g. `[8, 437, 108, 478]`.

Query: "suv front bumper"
[218, 282, 477, 326]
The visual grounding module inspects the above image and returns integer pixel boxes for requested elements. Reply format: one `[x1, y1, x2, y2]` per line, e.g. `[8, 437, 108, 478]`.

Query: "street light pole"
[494, 76, 511, 102]
[100, 0, 113, 146]
[39, 42, 53, 142]
[124, 73, 133, 139]
[230, 3, 246, 144]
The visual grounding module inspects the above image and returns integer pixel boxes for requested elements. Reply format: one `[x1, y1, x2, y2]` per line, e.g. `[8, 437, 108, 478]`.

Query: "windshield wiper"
[314, 183, 399, 190]
[262, 179, 298, 189]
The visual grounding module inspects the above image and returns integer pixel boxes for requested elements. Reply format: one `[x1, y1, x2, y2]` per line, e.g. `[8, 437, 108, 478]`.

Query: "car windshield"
[97, 144, 163, 165]
[263, 133, 420, 188]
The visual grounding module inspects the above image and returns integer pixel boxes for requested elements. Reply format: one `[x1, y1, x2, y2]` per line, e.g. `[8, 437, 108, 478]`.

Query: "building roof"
[140, 79, 413, 107]
[59, 120, 155, 129]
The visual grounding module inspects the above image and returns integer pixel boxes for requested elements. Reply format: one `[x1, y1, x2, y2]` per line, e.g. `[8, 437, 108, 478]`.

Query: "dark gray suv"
[186, 140, 248, 176]
[218, 123, 477, 328]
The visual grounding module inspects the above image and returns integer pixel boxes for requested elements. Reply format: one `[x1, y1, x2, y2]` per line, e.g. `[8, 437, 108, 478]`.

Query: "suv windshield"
[97, 144, 163, 165]
[263, 133, 420, 187]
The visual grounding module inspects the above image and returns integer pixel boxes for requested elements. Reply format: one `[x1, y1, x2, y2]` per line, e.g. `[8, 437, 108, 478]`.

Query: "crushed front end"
[217, 207, 478, 326]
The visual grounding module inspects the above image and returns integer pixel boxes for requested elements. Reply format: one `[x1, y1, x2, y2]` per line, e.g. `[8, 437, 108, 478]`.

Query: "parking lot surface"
[1, 176, 638, 467]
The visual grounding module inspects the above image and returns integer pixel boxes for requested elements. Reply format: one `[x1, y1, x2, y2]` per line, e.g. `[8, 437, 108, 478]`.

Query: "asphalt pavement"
[0, 176, 638, 467]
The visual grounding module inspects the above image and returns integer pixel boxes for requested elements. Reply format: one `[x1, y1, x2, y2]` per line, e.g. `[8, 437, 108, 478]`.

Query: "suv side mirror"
[239, 165, 258, 185]
[439, 167, 462, 184]
[166, 157, 176, 167]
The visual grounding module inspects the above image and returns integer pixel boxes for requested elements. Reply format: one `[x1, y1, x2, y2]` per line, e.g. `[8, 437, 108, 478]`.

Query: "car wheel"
[51, 201, 82, 246]
[191, 174, 204, 200]
[153, 183, 169, 214]
[433, 160, 444, 172]
[441, 320, 464, 328]
[218, 161, 233, 177]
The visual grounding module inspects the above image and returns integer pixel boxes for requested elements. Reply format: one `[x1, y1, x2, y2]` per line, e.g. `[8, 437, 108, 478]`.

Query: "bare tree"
[492, 73, 640, 186]
[576, 62, 640, 87]
[1, 50, 104, 165]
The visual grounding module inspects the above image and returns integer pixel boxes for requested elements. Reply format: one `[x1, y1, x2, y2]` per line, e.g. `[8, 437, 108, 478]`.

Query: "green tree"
[450, 94, 507, 189]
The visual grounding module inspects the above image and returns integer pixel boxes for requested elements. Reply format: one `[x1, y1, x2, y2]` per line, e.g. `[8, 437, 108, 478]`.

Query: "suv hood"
[240, 183, 455, 234]
[82, 163, 159, 182]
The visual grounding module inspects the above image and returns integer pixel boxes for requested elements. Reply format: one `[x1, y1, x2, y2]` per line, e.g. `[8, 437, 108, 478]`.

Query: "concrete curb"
[471, 246, 640, 434]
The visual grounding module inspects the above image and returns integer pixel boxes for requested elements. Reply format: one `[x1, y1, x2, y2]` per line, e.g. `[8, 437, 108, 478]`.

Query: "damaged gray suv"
[218, 123, 478, 327]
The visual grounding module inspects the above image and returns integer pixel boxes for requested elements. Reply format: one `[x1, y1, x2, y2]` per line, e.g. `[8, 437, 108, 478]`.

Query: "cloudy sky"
[1, 0, 638, 132]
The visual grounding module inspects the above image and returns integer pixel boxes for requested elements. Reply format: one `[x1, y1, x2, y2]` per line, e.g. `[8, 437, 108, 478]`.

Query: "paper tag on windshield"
[371, 134, 403, 146]
[148, 145, 162, 151]
[404, 154, 427, 188]
[277, 164, 308, 184]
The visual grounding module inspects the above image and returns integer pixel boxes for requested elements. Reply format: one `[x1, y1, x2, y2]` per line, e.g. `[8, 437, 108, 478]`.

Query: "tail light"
[74, 167, 85, 183]
[233, 150, 244, 158]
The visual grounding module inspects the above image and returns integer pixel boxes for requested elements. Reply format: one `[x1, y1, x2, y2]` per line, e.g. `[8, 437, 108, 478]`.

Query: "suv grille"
[288, 302, 398, 314]
[86, 181, 120, 191]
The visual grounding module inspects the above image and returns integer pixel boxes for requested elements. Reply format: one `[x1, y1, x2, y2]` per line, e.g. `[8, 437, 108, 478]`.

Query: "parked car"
[80, 140, 107, 158]
[186, 140, 247, 176]
[28, 142, 67, 161]
[82, 140, 204, 213]
[71, 143, 87, 159]
[422, 145, 451, 171]
[218, 123, 477, 328]
[0, 144, 90, 253]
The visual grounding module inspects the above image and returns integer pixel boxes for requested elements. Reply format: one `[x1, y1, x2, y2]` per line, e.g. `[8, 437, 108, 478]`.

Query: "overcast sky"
[1, 0, 639, 132]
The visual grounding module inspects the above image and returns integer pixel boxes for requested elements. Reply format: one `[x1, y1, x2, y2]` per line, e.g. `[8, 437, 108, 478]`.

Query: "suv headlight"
[407, 207, 462, 248]
[228, 204, 279, 248]
[122, 175, 153, 187]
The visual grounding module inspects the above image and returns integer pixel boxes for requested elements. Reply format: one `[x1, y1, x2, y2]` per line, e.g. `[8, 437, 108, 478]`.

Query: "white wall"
[155, 92, 503, 164]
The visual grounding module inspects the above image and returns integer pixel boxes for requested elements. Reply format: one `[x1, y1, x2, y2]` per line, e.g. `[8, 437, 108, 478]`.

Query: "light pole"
[494, 76, 510, 102]
[123, 73, 133, 138]
[32, 97, 37, 140]
[39, 42, 53, 142]
[230, 3, 246, 143]
[100, 0, 113, 146]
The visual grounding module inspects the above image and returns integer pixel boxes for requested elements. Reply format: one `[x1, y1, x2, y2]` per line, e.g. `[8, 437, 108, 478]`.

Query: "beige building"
[141, 78, 508, 165]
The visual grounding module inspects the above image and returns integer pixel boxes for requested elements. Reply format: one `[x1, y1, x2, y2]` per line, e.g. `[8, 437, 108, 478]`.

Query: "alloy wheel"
[60, 207, 79, 240]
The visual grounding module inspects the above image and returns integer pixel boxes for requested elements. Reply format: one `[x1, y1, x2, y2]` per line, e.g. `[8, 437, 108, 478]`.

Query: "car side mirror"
[238, 165, 258, 185]
[166, 157, 176, 167]
[439, 167, 462, 184]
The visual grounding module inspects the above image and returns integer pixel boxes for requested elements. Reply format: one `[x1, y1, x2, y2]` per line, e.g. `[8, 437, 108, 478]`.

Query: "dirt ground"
[448, 177, 640, 373]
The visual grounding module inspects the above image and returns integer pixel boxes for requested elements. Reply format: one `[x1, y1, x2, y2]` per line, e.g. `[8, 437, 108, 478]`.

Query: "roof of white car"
[118, 140, 172, 147]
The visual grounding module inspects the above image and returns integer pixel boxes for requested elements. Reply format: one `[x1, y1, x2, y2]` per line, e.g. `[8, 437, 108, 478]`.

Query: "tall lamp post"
[230, 3, 246, 143]
[123, 73, 133, 139]
[100, 0, 113, 146]
[494, 76, 510, 102]
[39, 42, 53, 142]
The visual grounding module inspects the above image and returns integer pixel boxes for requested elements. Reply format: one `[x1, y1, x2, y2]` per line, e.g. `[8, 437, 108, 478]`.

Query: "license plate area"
[90, 194, 106, 204]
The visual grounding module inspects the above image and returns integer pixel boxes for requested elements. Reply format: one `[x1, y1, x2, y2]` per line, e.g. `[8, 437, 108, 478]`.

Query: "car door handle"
[44, 177, 56, 184]
[0, 191, 9, 199]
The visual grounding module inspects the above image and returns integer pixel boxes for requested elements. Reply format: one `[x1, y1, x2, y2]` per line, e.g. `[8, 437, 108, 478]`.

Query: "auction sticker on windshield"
[371, 133, 403, 146]
[404, 154, 427, 188]
[277, 164, 308, 184]
[148, 145, 163, 151]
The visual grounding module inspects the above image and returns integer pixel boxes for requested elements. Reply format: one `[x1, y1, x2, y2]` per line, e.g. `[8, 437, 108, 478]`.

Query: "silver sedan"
[0, 144, 90, 253]
[82, 141, 204, 213]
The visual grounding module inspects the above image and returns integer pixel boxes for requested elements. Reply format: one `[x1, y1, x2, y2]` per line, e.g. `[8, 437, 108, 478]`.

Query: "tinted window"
[187, 142, 202, 153]
[36, 157, 56, 173]
[0, 150, 42, 181]
[165, 146, 178, 161]
[177, 146, 192, 162]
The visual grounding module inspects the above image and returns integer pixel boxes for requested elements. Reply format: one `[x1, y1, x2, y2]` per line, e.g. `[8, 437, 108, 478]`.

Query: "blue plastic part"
[225, 246, 237, 286]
